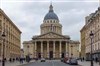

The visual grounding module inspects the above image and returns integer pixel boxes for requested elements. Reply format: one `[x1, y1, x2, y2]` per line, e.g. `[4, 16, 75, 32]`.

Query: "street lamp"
[2, 31, 6, 66]
[90, 31, 94, 66]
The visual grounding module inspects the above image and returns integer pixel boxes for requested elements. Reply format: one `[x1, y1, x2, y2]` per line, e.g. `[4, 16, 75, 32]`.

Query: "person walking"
[95, 57, 98, 63]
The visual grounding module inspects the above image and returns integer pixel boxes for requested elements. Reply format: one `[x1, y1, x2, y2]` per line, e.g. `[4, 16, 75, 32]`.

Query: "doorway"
[38, 53, 41, 59]
[61, 53, 64, 58]
[49, 51, 53, 59]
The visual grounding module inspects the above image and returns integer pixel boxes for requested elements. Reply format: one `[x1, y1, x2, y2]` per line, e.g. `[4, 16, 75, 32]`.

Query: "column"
[65, 42, 68, 57]
[34, 41, 37, 58]
[67, 41, 70, 57]
[41, 41, 43, 58]
[59, 41, 62, 58]
[53, 41, 55, 58]
[47, 41, 49, 58]
[33, 43, 34, 58]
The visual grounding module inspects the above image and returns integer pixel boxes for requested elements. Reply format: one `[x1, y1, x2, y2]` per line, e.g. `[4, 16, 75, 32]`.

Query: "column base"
[47, 53, 49, 58]
[59, 53, 62, 58]
[53, 54, 55, 58]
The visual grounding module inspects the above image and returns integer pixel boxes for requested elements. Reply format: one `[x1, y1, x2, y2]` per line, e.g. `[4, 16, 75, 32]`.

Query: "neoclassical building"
[0, 8, 21, 60]
[23, 4, 80, 59]
[80, 7, 100, 60]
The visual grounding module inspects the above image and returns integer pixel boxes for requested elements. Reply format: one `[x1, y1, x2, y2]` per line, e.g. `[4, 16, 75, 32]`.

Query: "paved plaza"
[0, 60, 100, 66]
[78, 60, 100, 66]
[18, 60, 80, 66]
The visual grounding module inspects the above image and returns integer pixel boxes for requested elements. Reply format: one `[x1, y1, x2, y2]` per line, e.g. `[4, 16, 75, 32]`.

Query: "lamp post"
[2, 31, 6, 66]
[90, 31, 94, 66]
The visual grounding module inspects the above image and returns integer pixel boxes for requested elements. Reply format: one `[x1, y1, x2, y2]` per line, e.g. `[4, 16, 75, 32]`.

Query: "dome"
[44, 4, 59, 21]
[44, 12, 59, 20]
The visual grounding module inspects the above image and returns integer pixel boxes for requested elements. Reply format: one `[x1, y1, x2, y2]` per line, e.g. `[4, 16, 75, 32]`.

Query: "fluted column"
[33, 43, 34, 58]
[47, 41, 49, 58]
[34, 41, 37, 58]
[53, 41, 55, 58]
[65, 42, 68, 57]
[41, 41, 43, 58]
[59, 41, 62, 58]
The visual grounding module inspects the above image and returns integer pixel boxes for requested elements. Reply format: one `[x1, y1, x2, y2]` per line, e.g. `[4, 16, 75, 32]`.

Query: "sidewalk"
[78, 60, 100, 66]
[0, 60, 35, 66]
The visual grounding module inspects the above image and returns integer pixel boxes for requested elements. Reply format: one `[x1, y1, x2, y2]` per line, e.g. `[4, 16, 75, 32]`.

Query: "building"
[23, 4, 80, 59]
[23, 41, 34, 58]
[0, 9, 21, 60]
[80, 26, 86, 59]
[80, 7, 100, 60]
[20, 49, 24, 59]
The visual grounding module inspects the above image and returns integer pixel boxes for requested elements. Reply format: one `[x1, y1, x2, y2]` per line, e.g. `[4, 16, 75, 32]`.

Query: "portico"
[33, 40, 68, 59]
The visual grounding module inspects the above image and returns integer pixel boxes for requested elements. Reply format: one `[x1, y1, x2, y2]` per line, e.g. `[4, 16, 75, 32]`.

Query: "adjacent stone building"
[80, 7, 100, 60]
[80, 26, 86, 59]
[0, 9, 21, 60]
[23, 4, 80, 59]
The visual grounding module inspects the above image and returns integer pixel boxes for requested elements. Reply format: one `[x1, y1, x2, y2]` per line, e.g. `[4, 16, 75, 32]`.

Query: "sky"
[0, 0, 99, 48]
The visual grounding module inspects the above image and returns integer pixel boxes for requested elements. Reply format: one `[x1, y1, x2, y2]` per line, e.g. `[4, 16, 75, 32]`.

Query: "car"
[41, 58, 46, 62]
[63, 57, 69, 63]
[68, 58, 78, 65]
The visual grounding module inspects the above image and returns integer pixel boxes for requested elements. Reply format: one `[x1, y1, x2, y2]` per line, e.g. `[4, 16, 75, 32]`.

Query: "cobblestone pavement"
[78, 60, 100, 66]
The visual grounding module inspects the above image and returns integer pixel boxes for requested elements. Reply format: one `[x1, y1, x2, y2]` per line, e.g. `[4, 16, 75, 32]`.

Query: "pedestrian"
[4, 58, 6, 62]
[95, 57, 98, 63]
[81, 58, 82, 61]
[20, 58, 21, 63]
[13, 58, 15, 62]
[83, 57, 84, 61]
[9, 58, 11, 62]
[26, 55, 30, 63]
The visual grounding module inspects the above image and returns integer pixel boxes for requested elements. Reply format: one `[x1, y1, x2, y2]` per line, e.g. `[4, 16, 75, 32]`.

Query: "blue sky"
[0, 0, 99, 48]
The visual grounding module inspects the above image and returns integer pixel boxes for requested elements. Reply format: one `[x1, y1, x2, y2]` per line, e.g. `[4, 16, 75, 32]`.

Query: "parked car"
[63, 57, 68, 63]
[41, 58, 46, 62]
[67, 58, 78, 65]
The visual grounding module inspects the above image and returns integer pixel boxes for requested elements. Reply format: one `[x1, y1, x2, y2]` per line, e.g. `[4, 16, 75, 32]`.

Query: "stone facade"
[80, 7, 100, 60]
[80, 26, 86, 59]
[23, 4, 80, 59]
[0, 9, 21, 60]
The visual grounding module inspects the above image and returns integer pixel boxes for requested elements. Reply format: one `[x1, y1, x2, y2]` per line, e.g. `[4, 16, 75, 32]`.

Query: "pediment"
[33, 32, 68, 39]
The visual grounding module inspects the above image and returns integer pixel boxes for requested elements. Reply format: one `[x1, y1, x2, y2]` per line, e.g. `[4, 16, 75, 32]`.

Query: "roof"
[44, 4, 59, 21]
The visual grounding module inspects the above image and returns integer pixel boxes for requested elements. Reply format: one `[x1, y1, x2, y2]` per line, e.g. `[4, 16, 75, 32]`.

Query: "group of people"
[0, 56, 31, 64]
[81, 57, 99, 62]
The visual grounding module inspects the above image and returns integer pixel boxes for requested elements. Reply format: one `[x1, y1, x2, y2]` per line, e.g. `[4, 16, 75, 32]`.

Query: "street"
[0, 60, 99, 66]
[19, 60, 80, 66]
